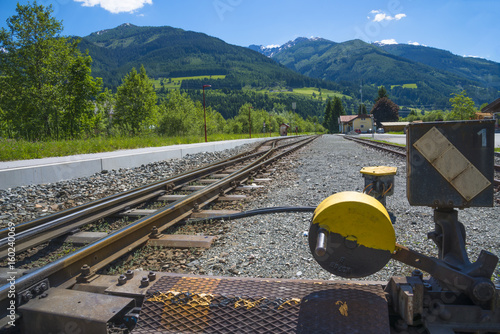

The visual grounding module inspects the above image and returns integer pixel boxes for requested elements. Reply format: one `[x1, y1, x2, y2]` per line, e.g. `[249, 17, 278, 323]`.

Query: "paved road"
[359, 133, 500, 148]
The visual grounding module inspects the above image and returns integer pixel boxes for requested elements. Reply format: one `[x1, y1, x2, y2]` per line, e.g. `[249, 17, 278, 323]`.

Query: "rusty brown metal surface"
[190, 210, 240, 219]
[147, 235, 216, 248]
[19, 287, 135, 334]
[133, 275, 390, 334]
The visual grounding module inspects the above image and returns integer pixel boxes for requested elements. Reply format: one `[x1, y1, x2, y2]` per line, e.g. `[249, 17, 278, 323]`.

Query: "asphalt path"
[358, 133, 500, 148]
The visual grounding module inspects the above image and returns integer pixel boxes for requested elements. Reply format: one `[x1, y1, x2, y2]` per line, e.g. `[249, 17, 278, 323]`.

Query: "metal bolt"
[118, 275, 127, 285]
[150, 226, 159, 238]
[148, 272, 156, 282]
[411, 269, 423, 280]
[22, 291, 33, 303]
[141, 277, 149, 287]
[125, 269, 134, 280]
[315, 228, 327, 257]
[81, 264, 91, 276]
[472, 280, 495, 302]
[40, 283, 48, 292]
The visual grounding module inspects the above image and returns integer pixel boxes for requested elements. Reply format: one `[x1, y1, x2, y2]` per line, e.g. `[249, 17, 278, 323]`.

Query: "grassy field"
[391, 83, 418, 89]
[151, 75, 226, 90]
[0, 132, 316, 161]
[255, 87, 351, 100]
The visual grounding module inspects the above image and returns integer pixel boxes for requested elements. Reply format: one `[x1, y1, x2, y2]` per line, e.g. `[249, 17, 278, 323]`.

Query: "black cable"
[187, 206, 316, 223]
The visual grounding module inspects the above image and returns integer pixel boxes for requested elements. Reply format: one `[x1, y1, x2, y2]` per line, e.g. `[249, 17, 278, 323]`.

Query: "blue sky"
[1, 0, 499, 63]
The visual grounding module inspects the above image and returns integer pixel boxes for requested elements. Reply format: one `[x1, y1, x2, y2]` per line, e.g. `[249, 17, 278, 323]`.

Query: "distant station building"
[339, 114, 373, 134]
[279, 123, 290, 136]
[380, 121, 410, 133]
[480, 97, 500, 130]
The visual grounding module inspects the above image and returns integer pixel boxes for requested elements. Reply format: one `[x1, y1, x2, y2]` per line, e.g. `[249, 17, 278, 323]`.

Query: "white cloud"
[74, 0, 153, 14]
[266, 44, 280, 49]
[373, 13, 388, 22]
[376, 39, 398, 45]
[463, 55, 483, 59]
[408, 41, 428, 47]
[370, 10, 407, 22]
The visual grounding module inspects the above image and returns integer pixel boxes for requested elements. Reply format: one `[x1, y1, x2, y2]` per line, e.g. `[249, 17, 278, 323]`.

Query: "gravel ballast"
[0, 144, 253, 227]
[1, 135, 498, 284]
[190, 135, 500, 284]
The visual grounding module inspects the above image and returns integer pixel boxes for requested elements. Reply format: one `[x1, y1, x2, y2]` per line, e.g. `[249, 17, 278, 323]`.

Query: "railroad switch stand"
[309, 120, 499, 333]
[360, 165, 397, 207]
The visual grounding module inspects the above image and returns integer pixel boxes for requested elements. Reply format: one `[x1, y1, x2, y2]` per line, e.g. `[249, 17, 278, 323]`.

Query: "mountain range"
[77, 23, 339, 92]
[250, 37, 500, 108]
[77, 24, 500, 111]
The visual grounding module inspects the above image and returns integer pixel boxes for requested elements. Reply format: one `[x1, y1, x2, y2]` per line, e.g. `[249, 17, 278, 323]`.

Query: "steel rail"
[344, 135, 500, 186]
[344, 136, 406, 157]
[0, 139, 271, 237]
[0, 136, 317, 315]
[0, 138, 287, 258]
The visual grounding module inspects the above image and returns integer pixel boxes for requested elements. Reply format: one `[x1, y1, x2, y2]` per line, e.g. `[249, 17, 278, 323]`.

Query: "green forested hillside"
[263, 38, 499, 108]
[379, 44, 500, 90]
[78, 24, 342, 93]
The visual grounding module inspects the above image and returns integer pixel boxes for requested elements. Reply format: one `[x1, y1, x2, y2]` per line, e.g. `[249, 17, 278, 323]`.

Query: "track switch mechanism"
[309, 191, 396, 278]
[360, 166, 397, 207]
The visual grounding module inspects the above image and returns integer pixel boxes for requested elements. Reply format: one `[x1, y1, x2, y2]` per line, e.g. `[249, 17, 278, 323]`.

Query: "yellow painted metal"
[360, 166, 398, 176]
[313, 191, 395, 252]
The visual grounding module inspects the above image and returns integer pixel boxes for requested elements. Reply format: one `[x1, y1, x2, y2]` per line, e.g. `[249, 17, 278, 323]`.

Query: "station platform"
[0, 138, 272, 190]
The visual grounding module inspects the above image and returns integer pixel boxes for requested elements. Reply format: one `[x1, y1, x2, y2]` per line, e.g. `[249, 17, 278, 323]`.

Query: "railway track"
[2, 129, 498, 334]
[0, 135, 318, 330]
[345, 135, 500, 187]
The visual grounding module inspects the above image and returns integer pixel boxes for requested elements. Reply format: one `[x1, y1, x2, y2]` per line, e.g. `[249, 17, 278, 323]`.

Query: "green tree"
[371, 97, 399, 127]
[447, 91, 476, 120]
[62, 51, 103, 138]
[358, 103, 367, 115]
[95, 88, 116, 136]
[158, 90, 197, 136]
[236, 103, 254, 135]
[0, 1, 102, 140]
[114, 65, 158, 135]
[422, 110, 444, 122]
[331, 97, 345, 133]
[479, 102, 489, 111]
[158, 89, 225, 137]
[322, 99, 334, 133]
[376, 86, 389, 102]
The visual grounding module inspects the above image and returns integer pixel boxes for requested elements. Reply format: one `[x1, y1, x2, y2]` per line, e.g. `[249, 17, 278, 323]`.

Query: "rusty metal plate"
[132, 275, 390, 334]
[19, 287, 135, 334]
[407, 120, 495, 208]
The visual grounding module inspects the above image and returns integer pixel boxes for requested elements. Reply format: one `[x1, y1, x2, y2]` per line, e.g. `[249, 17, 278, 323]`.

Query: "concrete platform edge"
[0, 138, 270, 190]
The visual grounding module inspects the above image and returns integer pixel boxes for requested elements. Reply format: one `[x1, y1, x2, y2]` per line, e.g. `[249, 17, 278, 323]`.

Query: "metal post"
[249, 106, 253, 139]
[372, 116, 375, 139]
[202, 85, 211, 142]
